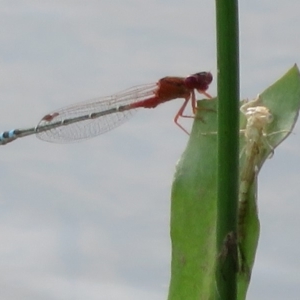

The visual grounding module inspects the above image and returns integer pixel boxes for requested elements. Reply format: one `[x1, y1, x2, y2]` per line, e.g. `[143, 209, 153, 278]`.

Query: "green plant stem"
[215, 0, 240, 299]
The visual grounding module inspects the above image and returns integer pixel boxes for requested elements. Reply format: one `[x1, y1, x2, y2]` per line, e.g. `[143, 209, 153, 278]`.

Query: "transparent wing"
[36, 83, 157, 143]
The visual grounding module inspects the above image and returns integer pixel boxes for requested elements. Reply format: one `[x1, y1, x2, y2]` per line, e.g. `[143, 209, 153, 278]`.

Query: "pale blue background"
[0, 1, 299, 299]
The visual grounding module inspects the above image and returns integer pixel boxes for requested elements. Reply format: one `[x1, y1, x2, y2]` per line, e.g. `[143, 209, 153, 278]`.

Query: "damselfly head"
[184, 72, 213, 92]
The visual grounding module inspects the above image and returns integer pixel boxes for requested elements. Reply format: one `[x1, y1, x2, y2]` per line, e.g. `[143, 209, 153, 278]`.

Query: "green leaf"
[168, 65, 300, 300]
[238, 64, 300, 298]
[168, 98, 217, 300]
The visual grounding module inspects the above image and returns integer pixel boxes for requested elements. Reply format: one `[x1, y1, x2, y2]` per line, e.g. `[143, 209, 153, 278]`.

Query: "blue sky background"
[0, 1, 300, 299]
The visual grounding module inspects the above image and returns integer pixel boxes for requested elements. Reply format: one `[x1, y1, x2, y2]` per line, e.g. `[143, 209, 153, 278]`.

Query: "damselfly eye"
[184, 72, 213, 91]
